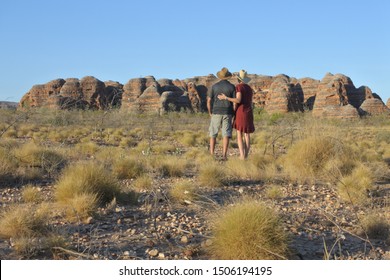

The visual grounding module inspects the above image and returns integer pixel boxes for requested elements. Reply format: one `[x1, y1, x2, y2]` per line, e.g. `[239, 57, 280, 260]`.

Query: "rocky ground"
[1, 153, 389, 261]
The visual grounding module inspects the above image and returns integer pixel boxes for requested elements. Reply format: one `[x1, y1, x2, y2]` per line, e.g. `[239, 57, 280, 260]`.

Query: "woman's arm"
[217, 92, 242, 104]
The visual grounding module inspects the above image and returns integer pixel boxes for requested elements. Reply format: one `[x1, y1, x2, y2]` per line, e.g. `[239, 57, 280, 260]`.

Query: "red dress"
[234, 83, 255, 133]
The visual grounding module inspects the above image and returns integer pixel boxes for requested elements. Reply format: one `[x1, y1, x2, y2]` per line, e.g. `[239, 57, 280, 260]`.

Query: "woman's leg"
[236, 130, 245, 160]
[244, 133, 251, 158]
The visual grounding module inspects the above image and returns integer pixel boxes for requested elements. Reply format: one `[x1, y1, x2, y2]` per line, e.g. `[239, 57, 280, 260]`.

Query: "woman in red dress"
[218, 70, 255, 159]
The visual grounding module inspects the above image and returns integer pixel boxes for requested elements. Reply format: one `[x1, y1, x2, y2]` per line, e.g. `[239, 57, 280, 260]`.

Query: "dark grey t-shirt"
[208, 80, 236, 115]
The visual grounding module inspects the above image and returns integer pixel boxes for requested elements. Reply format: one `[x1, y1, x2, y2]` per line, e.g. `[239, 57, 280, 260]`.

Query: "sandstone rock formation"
[387, 98, 390, 109]
[18, 72, 387, 119]
[360, 98, 390, 116]
[312, 73, 365, 119]
[19, 76, 122, 110]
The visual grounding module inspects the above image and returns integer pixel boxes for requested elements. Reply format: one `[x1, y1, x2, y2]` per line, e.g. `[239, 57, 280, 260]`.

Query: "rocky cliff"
[19, 73, 389, 118]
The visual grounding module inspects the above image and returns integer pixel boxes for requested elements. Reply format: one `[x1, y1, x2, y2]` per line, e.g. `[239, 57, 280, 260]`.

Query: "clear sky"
[0, 0, 389, 103]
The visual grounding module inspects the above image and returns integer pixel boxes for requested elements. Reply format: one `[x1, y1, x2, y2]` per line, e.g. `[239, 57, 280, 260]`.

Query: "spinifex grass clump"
[198, 162, 227, 188]
[282, 135, 357, 183]
[112, 157, 146, 179]
[153, 156, 187, 178]
[0, 203, 67, 258]
[21, 184, 43, 204]
[55, 161, 121, 206]
[169, 180, 198, 204]
[14, 142, 66, 174]
[361, 213, 390, 240]
[208, 199, 289, 259]
[0, 204, 49, 239]
[337, 165, 374, 205]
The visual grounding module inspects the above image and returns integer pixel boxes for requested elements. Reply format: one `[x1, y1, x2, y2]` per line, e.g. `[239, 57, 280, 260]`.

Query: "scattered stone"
[148, 249, 159, 257]
[180, 236, 189, 244]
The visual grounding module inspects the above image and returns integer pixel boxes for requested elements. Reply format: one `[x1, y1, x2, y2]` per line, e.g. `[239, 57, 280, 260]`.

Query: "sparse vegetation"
[1, 108, 389, 260]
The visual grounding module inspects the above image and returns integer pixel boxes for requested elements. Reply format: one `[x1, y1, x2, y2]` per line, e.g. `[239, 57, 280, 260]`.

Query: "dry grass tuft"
[198, 162, 227, 188]
[0, 204, 49, 239]
[55, 161, 121, 206]
[337, 165, 374, 205]
[112, 157, 146, 179]
[169, 180, 198, 204]
[208, 199, 289, 259]
[281, 135, 356, 183]
[132, 175, 153, 191]
[60, 193, 99, 222]
[21, 185, 43, 204]
[265, 185, 284, 200]
[361, 213, 390, 240]
[226, 159, 263, 181]
[154, 156, 187, 178]
[14, 142, 66, 174]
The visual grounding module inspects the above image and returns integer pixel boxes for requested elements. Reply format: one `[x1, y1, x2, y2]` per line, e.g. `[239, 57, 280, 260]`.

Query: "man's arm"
[207, 97, 212, 116]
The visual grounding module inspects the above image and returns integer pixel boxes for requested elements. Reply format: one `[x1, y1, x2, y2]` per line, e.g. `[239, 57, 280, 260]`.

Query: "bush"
[112, 157, 146, 179]
[208, 199, 289, 259]
[55, 161, 120, 206]
[21, 185, 43, 204]
[61, 193, 99, 222]
[169, 181, 198, 203]
[198, 162, 226, 188]
[132, 175, 153, 191]
[14, 142, 66, 174]
[337, 165, 373, 205]
[0, 204, 49, 239]
[154, 156, 187, 178]
[361, 213, 390, 240]
[225, 159, 263, 181]
[282, 136, 356, 183]
[265, 185, 284, 200]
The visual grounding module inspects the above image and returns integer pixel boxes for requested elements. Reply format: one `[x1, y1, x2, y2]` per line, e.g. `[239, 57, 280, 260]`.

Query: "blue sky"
[0, 0, 389, 103]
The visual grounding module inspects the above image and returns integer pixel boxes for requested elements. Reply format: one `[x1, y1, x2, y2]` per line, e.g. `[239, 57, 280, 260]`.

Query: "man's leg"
[210, 137, 216, 156]
[222, 136, 229, 160]
[209, 114, 220, 156]
[221, 114, 233, 160]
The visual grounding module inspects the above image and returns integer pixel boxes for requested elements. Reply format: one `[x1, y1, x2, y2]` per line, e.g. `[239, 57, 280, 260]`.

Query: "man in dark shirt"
[207, 67, 236, 160]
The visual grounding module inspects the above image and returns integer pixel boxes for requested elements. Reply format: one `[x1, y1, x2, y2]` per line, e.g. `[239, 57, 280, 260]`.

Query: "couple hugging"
[207, 67, 255, 160]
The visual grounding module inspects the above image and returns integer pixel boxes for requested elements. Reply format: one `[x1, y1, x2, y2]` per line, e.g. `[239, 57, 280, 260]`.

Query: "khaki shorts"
[209, 114, 233, 138]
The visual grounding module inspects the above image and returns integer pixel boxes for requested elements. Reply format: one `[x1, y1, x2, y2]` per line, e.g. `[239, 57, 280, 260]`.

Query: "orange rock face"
[18, 72, 387, 119]
[360, 98, 390, 116]
[20, 76, 122, 110]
